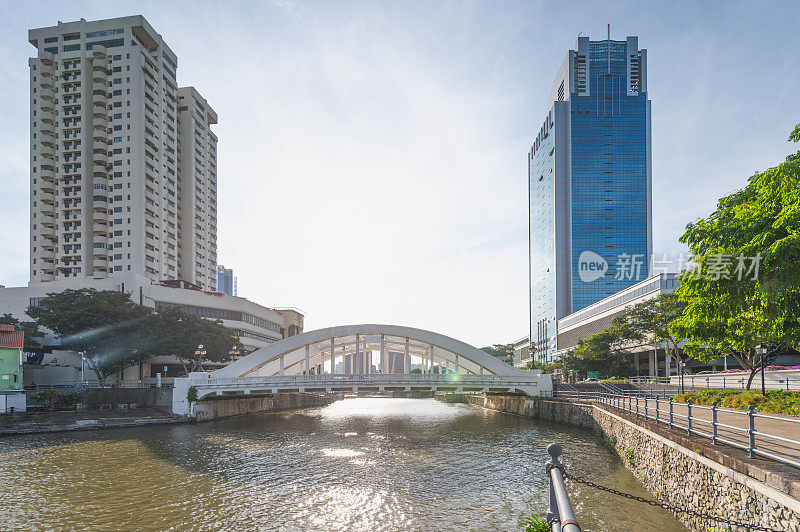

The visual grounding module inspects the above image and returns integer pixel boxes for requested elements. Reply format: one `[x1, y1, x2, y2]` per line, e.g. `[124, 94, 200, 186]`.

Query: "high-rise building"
[217, 264, 236, 296]
[28, 16, 218, 289]
[528, 32, 652, 361]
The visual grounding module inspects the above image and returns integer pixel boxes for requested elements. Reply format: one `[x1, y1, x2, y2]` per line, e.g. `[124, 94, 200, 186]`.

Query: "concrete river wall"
[191, 392, 334, 421]
[453, 393, 800, 532]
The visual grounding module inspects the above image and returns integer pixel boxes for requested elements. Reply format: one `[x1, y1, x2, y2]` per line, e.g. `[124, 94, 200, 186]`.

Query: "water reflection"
[0, 398, 686, 531]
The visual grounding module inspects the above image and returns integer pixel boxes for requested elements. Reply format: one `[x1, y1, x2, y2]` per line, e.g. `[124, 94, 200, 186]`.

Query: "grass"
[673, 390, 800, 416]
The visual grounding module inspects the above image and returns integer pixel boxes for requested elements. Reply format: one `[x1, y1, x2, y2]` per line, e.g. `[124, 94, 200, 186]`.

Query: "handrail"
[545, 390, 800, 470]
[546, 443, 582, 532]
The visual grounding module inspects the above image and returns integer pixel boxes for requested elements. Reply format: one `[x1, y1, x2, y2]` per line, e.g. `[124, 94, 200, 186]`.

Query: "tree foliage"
[612, 292, 687, 369]
[0, 313, 46, 352]
[26, 289, 240, 381]
[562, 328, 636, 379]
[670, 126, 800, 389]
[150, 307, 239, 374]
[27, 289, 153, 380]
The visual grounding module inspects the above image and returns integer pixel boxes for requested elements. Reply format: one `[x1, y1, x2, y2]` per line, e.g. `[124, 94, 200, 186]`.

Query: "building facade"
[0, 325, 26, 413]
[217, 264, 235, 296]
[28, 16, 218, 289]
[529, 33, 652, 361]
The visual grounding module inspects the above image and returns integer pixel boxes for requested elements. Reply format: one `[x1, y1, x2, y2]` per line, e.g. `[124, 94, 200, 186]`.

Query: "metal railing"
[546, 443, 582, 532]
[628, 374, 800, 391]
[543, 390, 800, 469]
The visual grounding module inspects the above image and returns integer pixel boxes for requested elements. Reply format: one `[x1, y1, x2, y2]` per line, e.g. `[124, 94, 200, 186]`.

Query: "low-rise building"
[0, 324, 26, 412]
[0, 273, 304, 384]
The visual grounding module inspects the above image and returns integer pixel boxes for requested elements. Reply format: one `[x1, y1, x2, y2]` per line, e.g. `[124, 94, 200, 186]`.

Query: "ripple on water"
[0, 398, 687, 531]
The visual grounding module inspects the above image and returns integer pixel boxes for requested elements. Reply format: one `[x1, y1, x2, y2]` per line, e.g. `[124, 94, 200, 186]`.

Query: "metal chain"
[563, 472, 781, 532]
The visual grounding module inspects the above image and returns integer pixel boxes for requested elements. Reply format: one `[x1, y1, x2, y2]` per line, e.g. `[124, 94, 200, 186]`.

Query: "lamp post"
[195, 344, 207, 372]
[505, 344, 515, 366]
[80, 351, 85, 383]
[756, 345, 767, 395]
[678, 360, 686, 394]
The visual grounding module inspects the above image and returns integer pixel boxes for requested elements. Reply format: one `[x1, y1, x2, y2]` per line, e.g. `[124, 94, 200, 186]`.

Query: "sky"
[0, 1, 798, 348]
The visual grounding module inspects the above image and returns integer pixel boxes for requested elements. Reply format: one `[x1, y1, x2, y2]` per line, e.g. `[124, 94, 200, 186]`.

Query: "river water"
[0, 398, 686, 531]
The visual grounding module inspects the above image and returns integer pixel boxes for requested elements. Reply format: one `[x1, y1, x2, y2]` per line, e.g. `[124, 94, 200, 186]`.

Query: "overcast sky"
[1, 1, 798, 348]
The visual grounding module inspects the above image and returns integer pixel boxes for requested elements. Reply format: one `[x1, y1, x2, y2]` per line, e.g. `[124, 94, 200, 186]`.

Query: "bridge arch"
[214, 324, 530, 379]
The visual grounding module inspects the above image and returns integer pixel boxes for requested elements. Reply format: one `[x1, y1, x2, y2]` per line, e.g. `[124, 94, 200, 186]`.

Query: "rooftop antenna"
[607, 23, 611, 74]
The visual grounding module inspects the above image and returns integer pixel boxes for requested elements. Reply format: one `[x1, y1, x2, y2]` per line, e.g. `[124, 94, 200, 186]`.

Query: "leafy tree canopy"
[670, 126, 800, 389]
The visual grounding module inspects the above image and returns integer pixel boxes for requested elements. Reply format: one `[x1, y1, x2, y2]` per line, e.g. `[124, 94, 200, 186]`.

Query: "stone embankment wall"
[459, 394, 800, 532]
[191, 392, 333, 421]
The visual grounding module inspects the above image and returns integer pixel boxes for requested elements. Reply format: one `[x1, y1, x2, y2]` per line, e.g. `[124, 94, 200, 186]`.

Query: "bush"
[187, 386, 198, 403]
[519, 513, 548, 532]
[62, 391, 78, 409]
[673, 390, 800, 416]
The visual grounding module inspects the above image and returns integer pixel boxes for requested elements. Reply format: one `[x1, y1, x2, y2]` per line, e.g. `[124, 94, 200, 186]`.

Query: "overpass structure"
[172, 324, 552, 415]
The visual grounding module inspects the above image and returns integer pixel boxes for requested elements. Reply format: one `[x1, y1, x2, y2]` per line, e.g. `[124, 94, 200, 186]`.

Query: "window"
[86, 28, 123, 38]
[63, 44, 81, 52]
[86, 38, 124, 50]
[63, 33, 80, 41]
[44, 37, 58, 43]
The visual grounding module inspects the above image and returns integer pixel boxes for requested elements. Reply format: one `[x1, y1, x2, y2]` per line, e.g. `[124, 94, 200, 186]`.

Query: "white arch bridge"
[172, 324, 552, 415]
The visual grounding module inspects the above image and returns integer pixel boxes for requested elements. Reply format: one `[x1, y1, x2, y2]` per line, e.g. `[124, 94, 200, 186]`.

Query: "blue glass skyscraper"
[529, 34, 652, 361]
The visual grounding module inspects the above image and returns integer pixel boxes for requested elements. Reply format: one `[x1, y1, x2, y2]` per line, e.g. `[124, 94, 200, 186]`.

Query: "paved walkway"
[605, 397, 800, 467]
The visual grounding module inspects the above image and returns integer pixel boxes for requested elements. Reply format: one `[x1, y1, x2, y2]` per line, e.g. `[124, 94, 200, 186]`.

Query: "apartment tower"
[528, 32, 652, 361]
[28, 16, 218, 289]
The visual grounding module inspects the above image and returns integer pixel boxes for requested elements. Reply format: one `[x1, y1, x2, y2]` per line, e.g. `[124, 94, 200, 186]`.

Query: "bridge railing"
[192, 373, 541, 387]
[543, 390, 800, 470]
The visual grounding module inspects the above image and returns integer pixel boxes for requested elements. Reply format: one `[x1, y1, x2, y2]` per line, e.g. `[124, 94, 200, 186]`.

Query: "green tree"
[0, 313, 46, 352]
[565, 328, 636, 379]
[671, 126, 800, 390]
[26, 289, 154, 381]
[612, 293, 687, 378]
[150, 307, 240, 375]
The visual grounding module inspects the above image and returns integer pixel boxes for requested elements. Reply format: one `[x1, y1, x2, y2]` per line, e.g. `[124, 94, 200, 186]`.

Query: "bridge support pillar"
[244, 389, 251, 395]
[299, 387, 305, 392]
[405, 386, 411, 391]
[305, 345, 310, 375]
[326, 387, 332, 392]
[216, 390, 222, 396]
[380, 334, 386, 374]
[379, 386, 384, 392]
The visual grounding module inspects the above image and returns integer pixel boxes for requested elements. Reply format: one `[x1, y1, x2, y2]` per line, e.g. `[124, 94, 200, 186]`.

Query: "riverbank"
[0, 409, 187, 436]
[444, 392, 800, 532]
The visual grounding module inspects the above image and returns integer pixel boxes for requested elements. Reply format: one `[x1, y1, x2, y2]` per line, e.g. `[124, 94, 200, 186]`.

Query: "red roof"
[0, 325, 24, 349]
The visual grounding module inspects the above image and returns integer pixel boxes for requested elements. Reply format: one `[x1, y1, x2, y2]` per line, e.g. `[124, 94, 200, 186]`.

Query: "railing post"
[711, 401, 718, 445]
[747, 405, 756, 459]
[635, 395, 639, 417]
[687, 400, 692, 436]
[669, 398, 673, 429]
[545, 444, 581, 532]
[655, 396, 659, 424]
[644, 396, 648, 421]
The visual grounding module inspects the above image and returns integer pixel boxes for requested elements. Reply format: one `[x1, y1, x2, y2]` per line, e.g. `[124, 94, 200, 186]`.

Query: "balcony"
[41, 214, 56, 226]
[40, 124, 55, 137]
[93, 139, 108, 151]
[92, 258, 108, 268]
[40, 86, 54, 101]
[93, 233, 108, 245]
[92, 223, 108, 234]
[92, 46, 106, 59]
[39, 191, 55, 204]
[92, 209, 108, 222]
[92, 81, 107, 93]
[92, 150, 107, 164]
[93, 91, 108, 105]
[40, 204, 55, 216]
[39, 145, 55, 159]
[40, 108, 54, 125]
[93, 163, 108, 175]
[40, 227, 56, 239]
[39, 247, 55, 260]
[92, 117, 106, 130]
[92, 129, 106, 143]
[38, 51, 55, 66]
[39, 271, 55, 281]
[40, 170, 56, 183]
[92, 71, 106, 85]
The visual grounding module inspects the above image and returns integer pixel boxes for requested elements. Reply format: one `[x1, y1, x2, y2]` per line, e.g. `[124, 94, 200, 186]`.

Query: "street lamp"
[756, 345, 767, 395]
[506, 344, 515, 366]
[195, 344, 207, 372]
